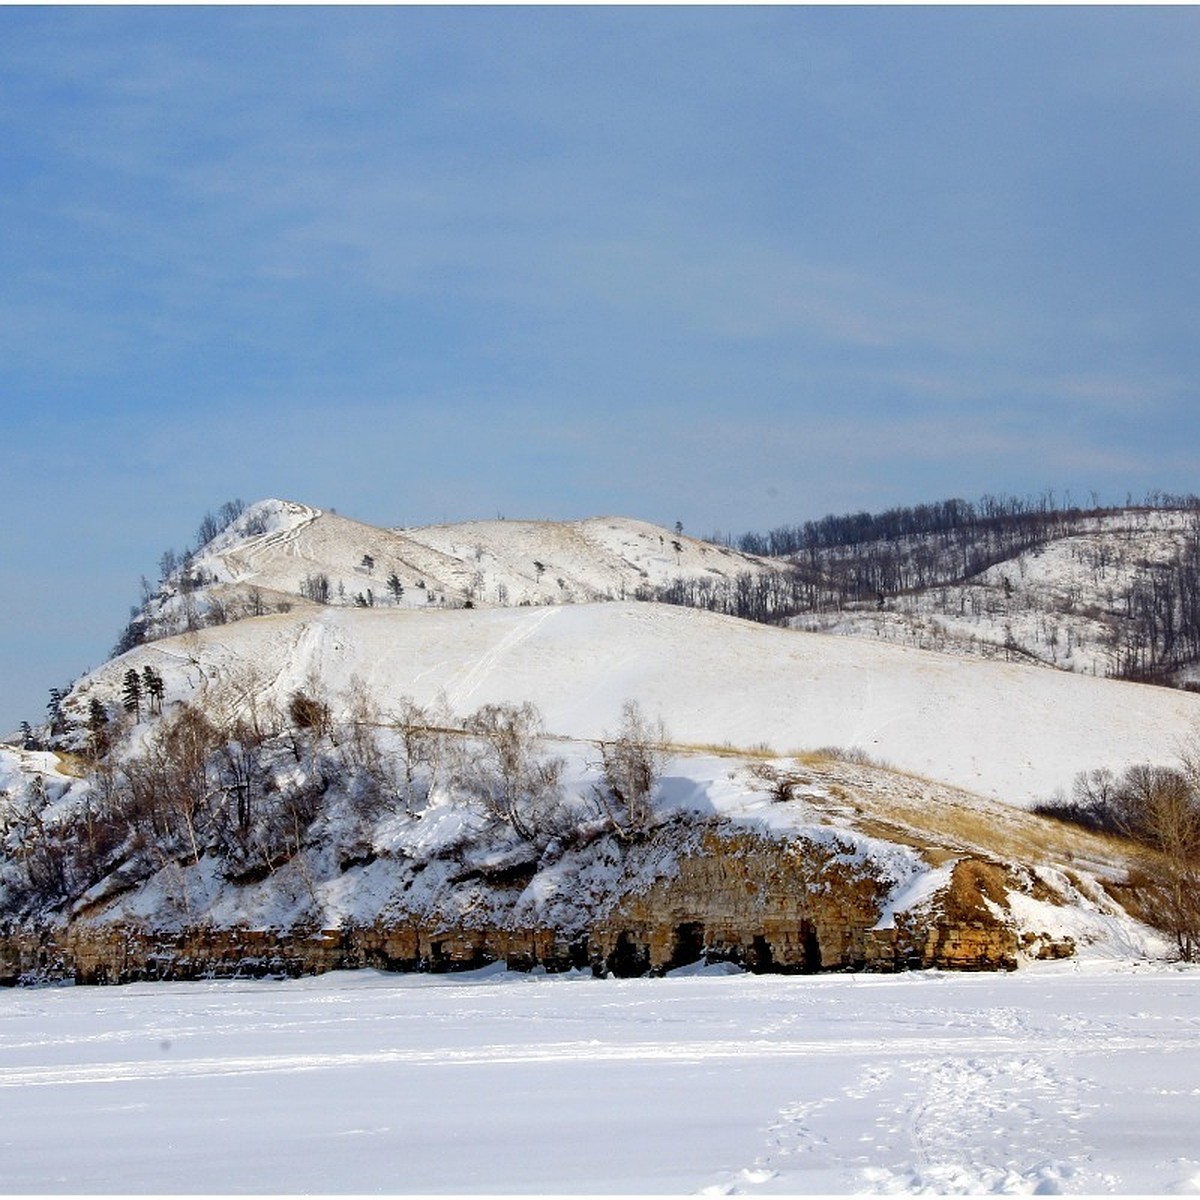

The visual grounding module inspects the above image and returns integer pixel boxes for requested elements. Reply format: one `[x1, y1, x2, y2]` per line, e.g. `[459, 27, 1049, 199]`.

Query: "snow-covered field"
[3, 963, 1199, 1195]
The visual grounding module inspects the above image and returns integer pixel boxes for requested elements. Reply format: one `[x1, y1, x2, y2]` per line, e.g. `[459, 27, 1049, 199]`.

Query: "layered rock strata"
[0, 834, 1049, 986]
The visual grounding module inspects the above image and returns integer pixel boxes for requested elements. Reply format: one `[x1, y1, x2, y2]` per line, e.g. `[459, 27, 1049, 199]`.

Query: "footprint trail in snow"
[709, 1051, 1114, 1195]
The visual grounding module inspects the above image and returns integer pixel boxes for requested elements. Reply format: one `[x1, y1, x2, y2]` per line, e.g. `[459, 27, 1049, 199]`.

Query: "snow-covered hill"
[792, 507, 1200, 685]
[6, 497, 1200, 973]
[71, 599, 1200, 807]
[127, 499, 780, 646]
[120, 499, 1200, 698]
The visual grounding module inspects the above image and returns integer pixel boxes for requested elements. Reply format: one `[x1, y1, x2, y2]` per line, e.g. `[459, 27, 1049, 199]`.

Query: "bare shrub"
[458, 702, 565, 842]
[1033, 767, 1124, 835]
[809, 745, 892, 769]
[595, 700, 668, 838]
[746, 760, 810, 804]
[288, 689, 331, 739]
[1041, 758, 1200, 960]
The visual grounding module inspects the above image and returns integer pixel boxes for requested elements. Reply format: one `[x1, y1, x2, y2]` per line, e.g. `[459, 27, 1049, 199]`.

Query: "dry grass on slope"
[751, 750, 1138, 877]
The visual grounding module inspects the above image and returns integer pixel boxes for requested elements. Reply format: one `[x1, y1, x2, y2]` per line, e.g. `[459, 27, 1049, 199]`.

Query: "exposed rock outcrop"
[591, 828, 897, 975]
[0, 829, 1041, 985]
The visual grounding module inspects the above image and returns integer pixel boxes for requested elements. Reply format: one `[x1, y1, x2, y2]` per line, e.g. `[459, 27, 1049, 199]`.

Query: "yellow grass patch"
[51, 752, 92, 779]
[724, 747, 1139, 875]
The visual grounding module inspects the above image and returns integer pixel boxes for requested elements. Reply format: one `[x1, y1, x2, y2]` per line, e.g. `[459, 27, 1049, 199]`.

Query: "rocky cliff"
[1, 824, 1054, 986]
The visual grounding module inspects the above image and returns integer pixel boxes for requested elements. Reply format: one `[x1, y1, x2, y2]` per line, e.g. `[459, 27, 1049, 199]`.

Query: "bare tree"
[390, 696, 441, 813]
[216, 719, 269, 837]
[1044, 755, 1200, 960]
[459, 701, 565, 841]
[122, 703, 221, 865]
[1135, 761, 1200, 961]
[595, 700, 668, 838]
[300, 573, 331, 605]
[340, 675, 391, 812]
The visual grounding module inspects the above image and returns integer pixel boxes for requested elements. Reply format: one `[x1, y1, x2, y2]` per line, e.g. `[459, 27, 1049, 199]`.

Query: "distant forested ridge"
[675, 492, 1200, 687]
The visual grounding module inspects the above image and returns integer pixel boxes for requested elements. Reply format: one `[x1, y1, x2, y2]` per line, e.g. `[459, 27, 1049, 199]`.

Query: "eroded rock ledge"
[0, 831, 1067, 986]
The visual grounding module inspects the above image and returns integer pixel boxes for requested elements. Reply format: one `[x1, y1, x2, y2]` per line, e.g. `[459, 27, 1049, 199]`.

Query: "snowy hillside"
[124, 499, 780, 648]
[73, 600, 1200, 807]
[791, 507, 1200, 686]
[403, 514, 770, 606]
[115, 499, 1200, 697]
[6, 496, 1200, 977]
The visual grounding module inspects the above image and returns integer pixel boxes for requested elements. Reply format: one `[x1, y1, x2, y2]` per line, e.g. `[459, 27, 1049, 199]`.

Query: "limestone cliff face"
[0, 829, 1045, 986]
[591, 828, 897, 975]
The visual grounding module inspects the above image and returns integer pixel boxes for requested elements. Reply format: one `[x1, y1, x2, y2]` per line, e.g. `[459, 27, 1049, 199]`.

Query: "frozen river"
[2, 961, 1199, 1194]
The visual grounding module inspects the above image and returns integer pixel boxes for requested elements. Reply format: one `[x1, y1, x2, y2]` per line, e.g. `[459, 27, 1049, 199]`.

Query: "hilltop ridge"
[107, 495, 1200, 698]
[116, 499, 780, 652]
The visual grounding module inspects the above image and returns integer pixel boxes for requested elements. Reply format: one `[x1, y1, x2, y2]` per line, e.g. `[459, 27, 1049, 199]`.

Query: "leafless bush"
[457, 702, 566, 842]
[595, 700, 668, 838]
[288, 689, 332, 740]
[1039, 757, 1200, 960]
[746, 760, 808, 804]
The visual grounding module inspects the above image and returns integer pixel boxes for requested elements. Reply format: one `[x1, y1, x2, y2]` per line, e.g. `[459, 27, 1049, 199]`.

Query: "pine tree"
[142, 666, 165, 715]
[87, 698, 110, 758]
[46, 687, 67, 737]
[122, 669, 142, 720]
[387, 572, 404, 603]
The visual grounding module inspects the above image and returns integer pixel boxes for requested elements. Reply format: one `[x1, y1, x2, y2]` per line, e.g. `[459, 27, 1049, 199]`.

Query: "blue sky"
[3, 6, 1200, 734]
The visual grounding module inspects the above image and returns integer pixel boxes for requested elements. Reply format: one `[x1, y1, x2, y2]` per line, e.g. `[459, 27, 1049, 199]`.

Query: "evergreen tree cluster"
[121, 666, 165, 721]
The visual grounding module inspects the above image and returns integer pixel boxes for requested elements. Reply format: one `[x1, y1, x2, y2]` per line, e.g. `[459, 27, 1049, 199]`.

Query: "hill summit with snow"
[118, 499, 779, 650]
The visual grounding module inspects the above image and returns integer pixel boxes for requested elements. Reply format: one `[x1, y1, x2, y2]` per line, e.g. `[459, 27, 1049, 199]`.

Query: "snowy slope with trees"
[778, 504, 1200, 687]
[5, 495, 1200, 973]
[68, 600, 1200, 807]
[117, 499, 780, 651]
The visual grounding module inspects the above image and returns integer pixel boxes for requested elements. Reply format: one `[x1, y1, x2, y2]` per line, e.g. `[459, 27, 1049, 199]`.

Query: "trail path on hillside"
[445, 606, 561, 709]
[217, 502, 321, 581]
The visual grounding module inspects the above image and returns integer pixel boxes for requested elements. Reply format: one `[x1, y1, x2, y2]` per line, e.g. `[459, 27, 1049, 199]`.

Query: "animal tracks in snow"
[878, 1054, 1106, 1194]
